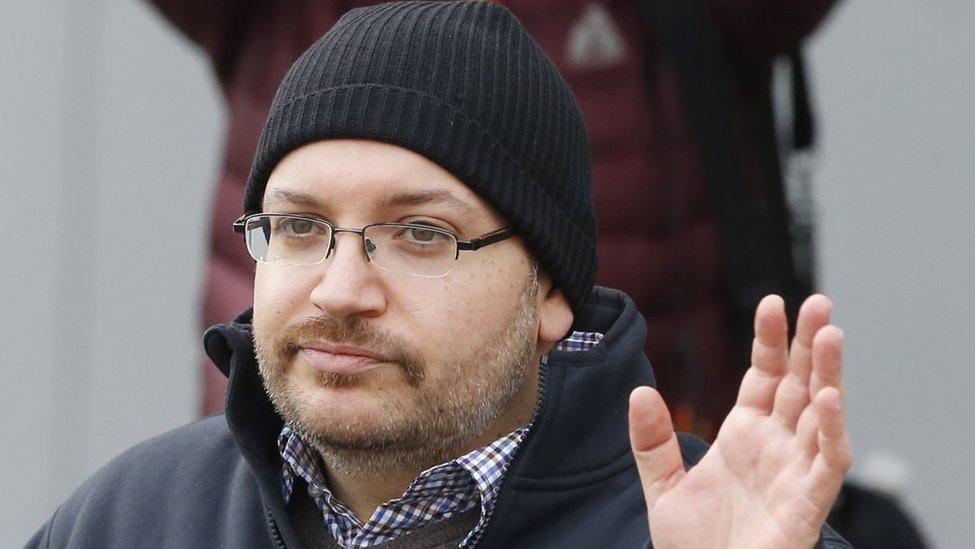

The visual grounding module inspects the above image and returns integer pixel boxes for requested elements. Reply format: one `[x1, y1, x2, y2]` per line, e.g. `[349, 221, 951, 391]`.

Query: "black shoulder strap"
[790, 49, 816, 152]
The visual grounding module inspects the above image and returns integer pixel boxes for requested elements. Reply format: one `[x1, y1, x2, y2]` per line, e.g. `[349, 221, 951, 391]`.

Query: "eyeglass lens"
[243, 215, 459, 277]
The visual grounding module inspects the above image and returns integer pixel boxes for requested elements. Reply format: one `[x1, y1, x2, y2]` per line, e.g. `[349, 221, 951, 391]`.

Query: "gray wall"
[1, 1, 971, 547]
[808, 2, 974, 547]
[1, 0, 222, 543]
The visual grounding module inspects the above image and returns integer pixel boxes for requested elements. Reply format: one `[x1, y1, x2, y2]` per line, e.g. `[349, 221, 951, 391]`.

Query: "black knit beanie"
[244, 0, 597, 313]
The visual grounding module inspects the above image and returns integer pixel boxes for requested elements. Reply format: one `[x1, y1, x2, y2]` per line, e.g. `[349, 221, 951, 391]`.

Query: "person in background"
[147, 0, 838, 438]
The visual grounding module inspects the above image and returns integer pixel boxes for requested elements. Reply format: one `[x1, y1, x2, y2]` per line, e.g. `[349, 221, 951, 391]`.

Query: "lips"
[299, 343, 389, 375]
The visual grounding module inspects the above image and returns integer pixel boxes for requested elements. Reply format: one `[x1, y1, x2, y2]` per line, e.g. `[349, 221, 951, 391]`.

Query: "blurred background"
[1, 0, 972, 547]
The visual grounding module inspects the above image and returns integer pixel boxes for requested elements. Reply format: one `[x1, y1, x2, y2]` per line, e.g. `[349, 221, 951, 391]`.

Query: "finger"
[770, 376, 811, 431]
[629, 386, 686, 510]
[735, 295, 789, 414]
[795, 404, 820, 461]
[788, 295, 833, 385]
[772, 295, 832, 427]
[799, 325, 844, 460]
[809, 326, 845, 403]
[807, 386, 852, 511]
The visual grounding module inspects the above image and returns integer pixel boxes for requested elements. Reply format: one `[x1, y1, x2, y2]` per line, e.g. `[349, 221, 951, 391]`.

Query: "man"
[29, 2, 851, 547]
[149, 0, 840, 437]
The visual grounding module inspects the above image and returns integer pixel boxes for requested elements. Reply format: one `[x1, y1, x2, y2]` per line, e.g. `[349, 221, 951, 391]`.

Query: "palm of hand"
[630, 295, 851, 549]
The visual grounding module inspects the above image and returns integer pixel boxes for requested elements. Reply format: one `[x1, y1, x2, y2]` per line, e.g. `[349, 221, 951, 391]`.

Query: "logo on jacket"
[566, 3, 625, 69]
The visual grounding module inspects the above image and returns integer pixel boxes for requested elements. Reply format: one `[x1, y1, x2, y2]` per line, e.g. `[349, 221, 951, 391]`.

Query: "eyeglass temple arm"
[233, 216, 272, 242]
[232, 216, 247, 234]
[456, 227, 517, 251]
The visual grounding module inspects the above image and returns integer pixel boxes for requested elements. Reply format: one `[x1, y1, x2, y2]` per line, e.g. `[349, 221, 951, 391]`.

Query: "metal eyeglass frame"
[232, 213, 518, 272]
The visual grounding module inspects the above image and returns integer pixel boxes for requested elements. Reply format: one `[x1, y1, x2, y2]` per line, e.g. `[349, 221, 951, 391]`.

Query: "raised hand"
[629, 295, 852, 549]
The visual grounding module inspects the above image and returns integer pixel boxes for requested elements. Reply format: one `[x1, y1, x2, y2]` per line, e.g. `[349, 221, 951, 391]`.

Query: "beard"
[254, 269, 540, 478]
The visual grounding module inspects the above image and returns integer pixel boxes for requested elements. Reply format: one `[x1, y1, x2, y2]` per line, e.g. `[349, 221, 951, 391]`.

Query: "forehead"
[263, 139, 499, 220]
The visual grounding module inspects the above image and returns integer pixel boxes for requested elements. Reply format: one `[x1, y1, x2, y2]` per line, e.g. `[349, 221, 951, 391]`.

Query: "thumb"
[629, 386, 685, 510]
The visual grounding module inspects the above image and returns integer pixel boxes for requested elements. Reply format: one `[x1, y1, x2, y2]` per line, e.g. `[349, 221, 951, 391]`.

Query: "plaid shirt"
[278, 330, 604, 548]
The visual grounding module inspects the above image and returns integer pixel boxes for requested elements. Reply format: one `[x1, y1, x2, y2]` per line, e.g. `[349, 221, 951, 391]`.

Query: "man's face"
[252, 139, 551, 476]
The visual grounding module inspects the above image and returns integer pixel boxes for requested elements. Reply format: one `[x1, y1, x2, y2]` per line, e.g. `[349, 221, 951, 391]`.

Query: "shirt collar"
[277, 424, 527, 547]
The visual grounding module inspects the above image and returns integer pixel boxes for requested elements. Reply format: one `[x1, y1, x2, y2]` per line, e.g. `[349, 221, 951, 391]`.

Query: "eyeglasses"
[233, 213, 517, 278]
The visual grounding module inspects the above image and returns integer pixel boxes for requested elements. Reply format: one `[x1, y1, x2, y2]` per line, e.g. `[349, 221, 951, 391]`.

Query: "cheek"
[452, 256, 530, 319]
[252, 265, 313, 335]
[404, 265, 528, 365]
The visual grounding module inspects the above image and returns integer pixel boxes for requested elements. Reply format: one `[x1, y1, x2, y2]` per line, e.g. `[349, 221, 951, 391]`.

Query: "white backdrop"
[0, 1, 972, 547]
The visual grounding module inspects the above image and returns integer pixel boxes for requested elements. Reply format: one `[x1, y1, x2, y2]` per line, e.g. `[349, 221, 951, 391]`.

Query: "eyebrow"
[264, 189, 324, 209]
[264, 188, 474, 214]
[378, 189, 474, 213]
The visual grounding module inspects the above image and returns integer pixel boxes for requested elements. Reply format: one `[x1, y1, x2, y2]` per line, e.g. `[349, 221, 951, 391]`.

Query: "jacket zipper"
[466, 353, 550, 548]
[267, 507, 287, 549]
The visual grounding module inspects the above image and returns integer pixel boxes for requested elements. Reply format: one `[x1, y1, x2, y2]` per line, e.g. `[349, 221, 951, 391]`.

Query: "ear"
[537, 275, 574, 349]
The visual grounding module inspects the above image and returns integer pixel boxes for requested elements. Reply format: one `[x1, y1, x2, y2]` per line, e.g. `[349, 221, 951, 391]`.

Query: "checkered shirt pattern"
[553, 330, 604, 352]
[277, 330, 603, 548]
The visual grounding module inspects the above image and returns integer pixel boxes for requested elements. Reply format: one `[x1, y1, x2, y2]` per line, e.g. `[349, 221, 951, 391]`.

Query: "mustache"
[275, 314, 425, 387]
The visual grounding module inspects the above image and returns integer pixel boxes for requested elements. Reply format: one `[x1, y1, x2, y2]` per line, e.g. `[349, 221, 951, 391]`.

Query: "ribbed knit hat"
[244, 0, 597, 313]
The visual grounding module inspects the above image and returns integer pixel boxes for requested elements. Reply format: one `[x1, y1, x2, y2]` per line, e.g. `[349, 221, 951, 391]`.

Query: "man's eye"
[279, 218, 316, 235]
[406, 227, 439, 242]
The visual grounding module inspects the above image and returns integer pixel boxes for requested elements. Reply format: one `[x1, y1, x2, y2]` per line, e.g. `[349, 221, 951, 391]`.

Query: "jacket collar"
[202, 286, 654, 545]
[508, 286, 653, 483]
[204, 309, 295, 543]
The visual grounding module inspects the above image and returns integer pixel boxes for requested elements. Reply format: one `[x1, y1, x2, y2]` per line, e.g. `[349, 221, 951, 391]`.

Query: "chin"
[291, 379, 408, 430]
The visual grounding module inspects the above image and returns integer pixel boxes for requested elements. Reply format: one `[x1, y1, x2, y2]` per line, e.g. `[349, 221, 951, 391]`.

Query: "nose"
[308, 231, 387, 319]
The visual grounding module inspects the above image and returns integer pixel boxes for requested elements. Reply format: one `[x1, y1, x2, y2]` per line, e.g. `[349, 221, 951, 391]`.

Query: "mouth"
[298, 343, 390, 376]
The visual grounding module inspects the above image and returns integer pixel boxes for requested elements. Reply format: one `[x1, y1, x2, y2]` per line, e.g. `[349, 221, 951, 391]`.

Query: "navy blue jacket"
[28, 287, 850, 548]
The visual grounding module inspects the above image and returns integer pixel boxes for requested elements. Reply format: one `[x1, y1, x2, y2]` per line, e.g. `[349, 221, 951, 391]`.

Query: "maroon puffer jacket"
[148, 0, 835, 437]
